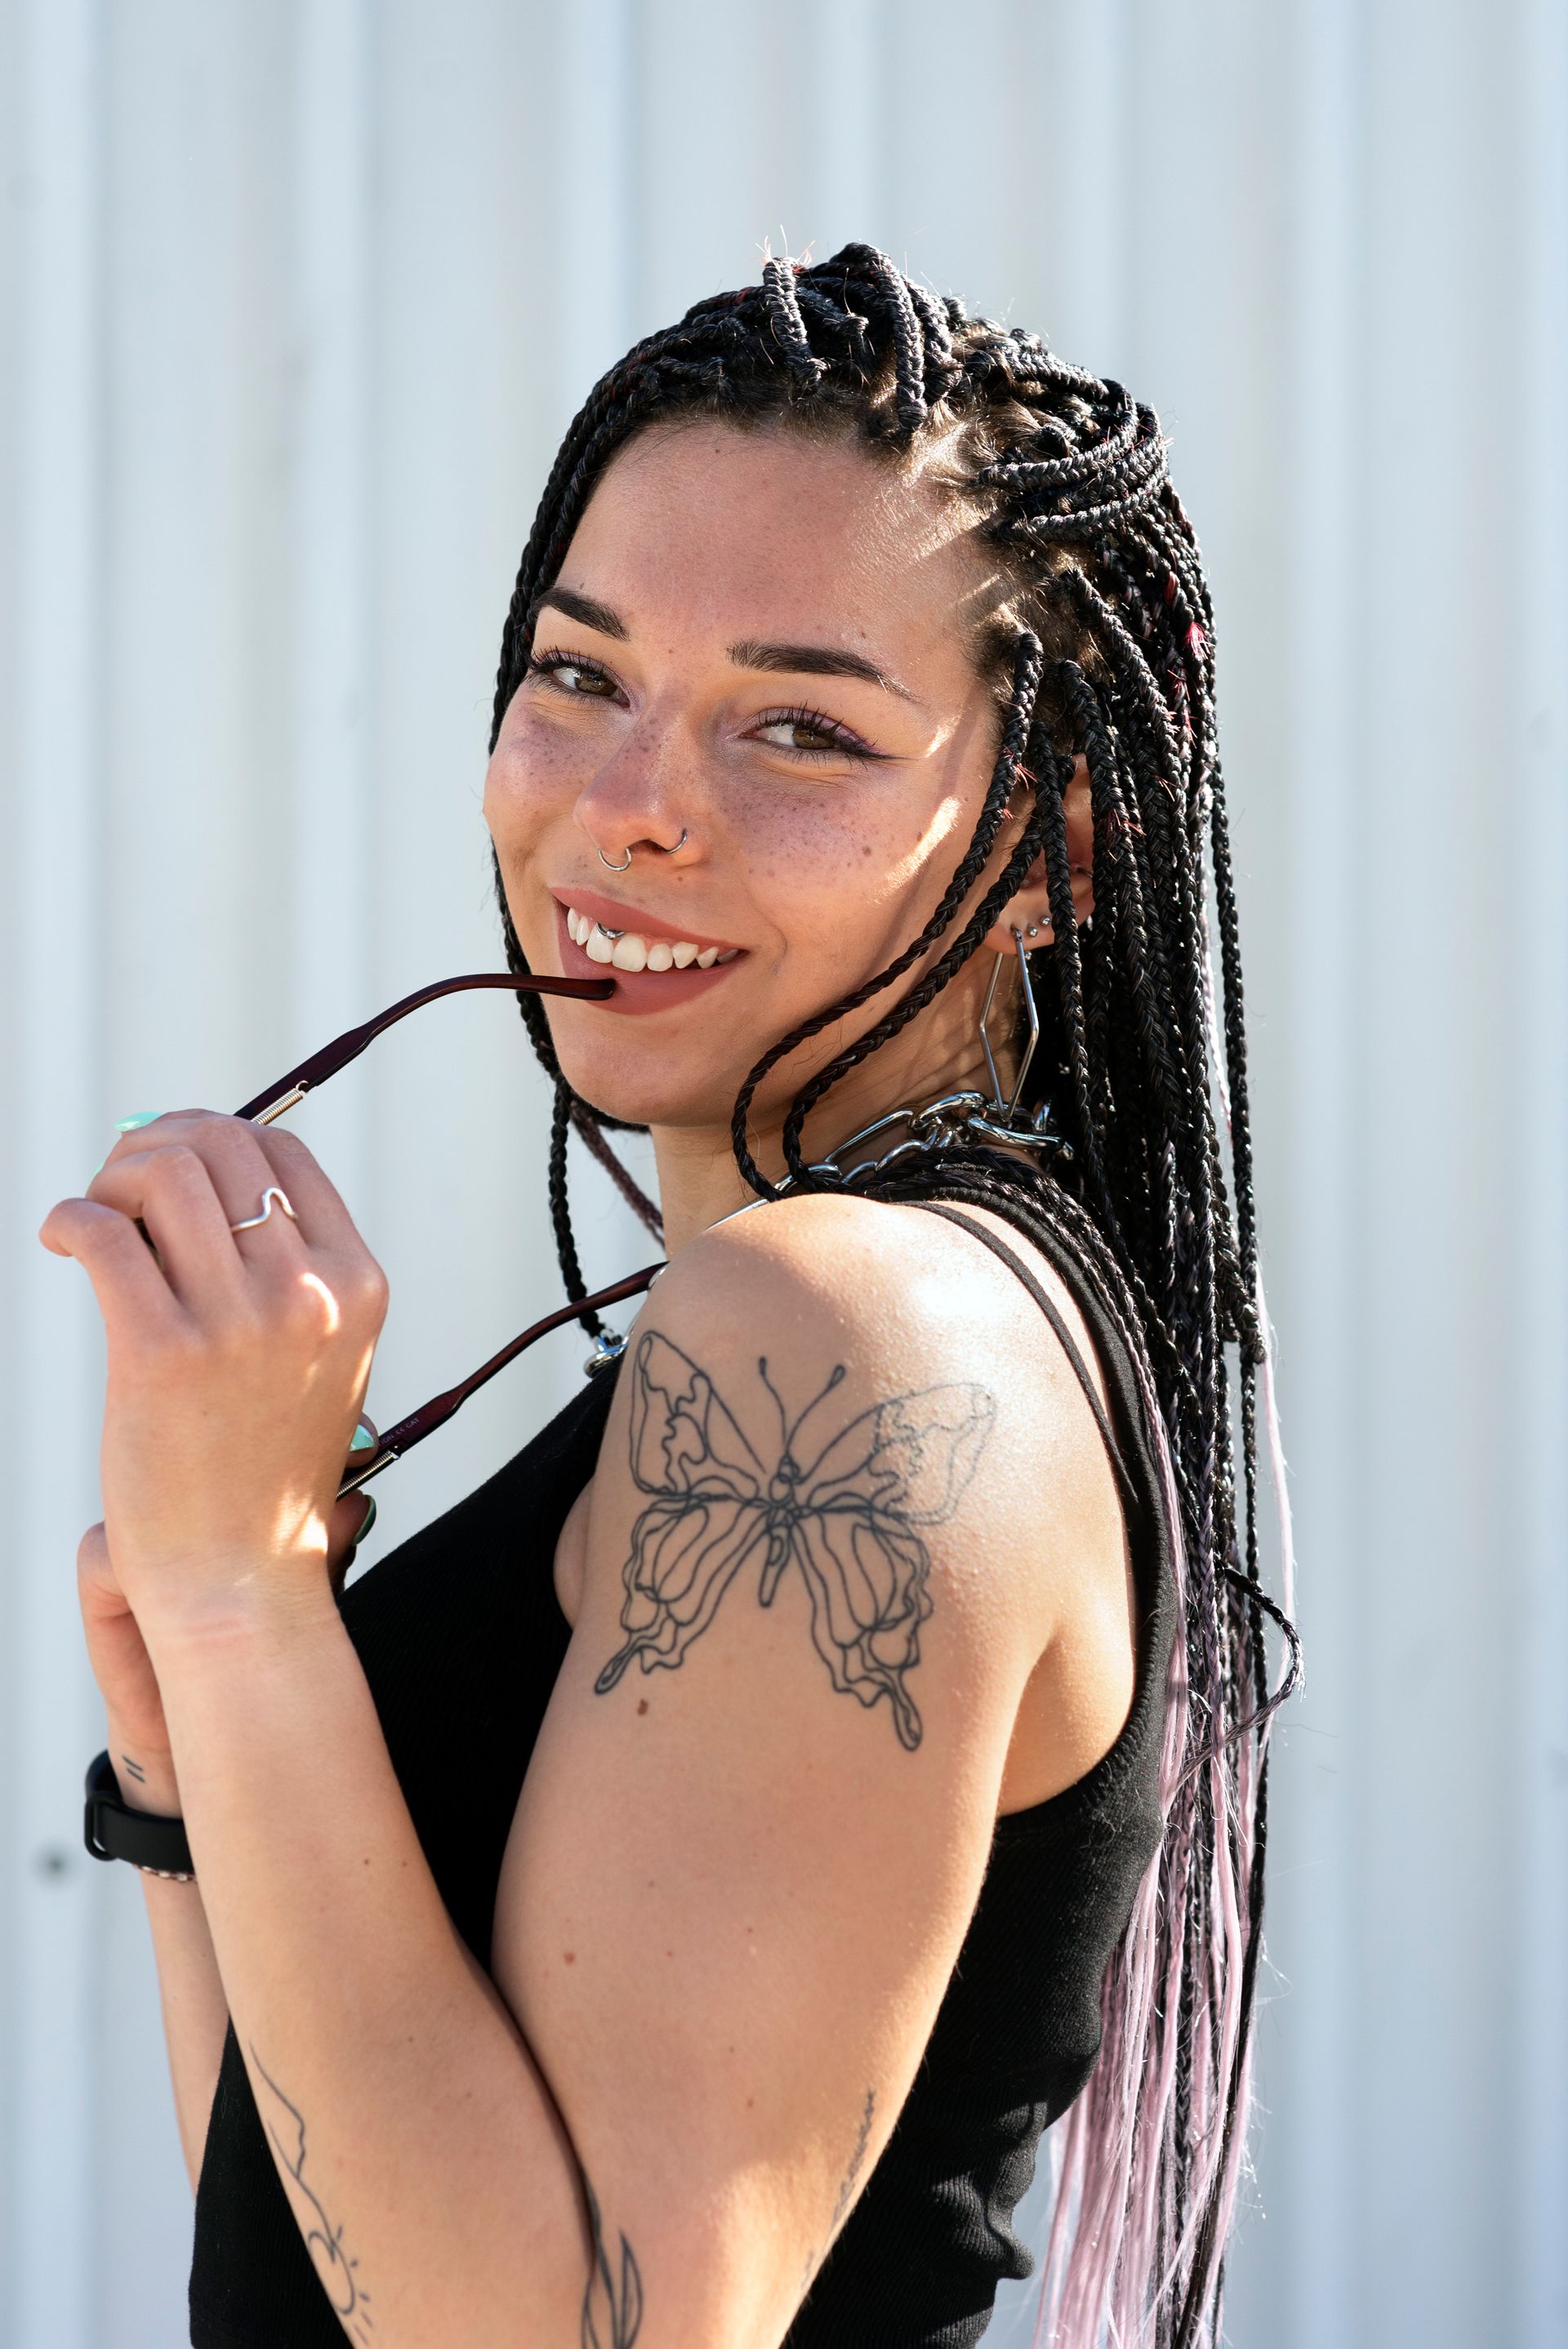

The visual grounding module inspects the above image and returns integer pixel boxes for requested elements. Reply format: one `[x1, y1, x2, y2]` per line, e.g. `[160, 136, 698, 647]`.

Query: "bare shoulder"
[649, 1188, 1099, 1380]
[590, 1188, 1126, 1700]
[651, 1188, 1118, 1494]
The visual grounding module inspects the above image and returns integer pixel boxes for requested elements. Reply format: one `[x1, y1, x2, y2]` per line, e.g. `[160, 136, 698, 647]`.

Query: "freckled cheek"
[737, 790, 914, 895]
[482, 725, 589, 853]
[737, 789, 938, 962]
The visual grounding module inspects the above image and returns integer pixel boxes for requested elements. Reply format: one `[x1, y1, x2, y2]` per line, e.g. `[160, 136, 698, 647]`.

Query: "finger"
[101, 1111, 363, 1268]
[158, 1112, 319, 1246]
[77, 1520, 113, 1589]
[96, 1117, 327, 1273]
[85, 1143, 274, 1305]
[240, 1124, 390, 1330]
[326, 1489, 376, 1595]
[96, 1108, 212, 1181]
[38, 1195, 187, 1341]
[238, 1121, 369, 1259]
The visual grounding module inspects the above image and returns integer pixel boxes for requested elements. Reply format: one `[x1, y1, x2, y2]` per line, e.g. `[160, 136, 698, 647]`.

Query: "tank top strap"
[907, 1200, 1140, 1514]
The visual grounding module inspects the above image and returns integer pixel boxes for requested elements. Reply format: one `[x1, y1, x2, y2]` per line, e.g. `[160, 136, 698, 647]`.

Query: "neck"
[648, 971, 1011, 1256]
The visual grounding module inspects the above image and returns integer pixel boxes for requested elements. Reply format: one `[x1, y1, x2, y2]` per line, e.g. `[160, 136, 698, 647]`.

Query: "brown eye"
[750, 706, 881, 762]
[528, 652, 621, 698]
[755, 716, 840, 752]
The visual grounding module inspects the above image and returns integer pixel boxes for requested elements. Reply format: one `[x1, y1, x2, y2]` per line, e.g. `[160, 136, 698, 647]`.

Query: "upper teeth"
[565, 907, 726, 971]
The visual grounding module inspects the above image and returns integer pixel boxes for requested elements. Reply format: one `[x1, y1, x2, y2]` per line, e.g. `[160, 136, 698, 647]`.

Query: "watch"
[82, 1750, 196, 1880]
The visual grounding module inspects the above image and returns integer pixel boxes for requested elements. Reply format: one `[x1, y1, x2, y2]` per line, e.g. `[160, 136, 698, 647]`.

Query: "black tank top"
[188, 1198, 1175, 2347]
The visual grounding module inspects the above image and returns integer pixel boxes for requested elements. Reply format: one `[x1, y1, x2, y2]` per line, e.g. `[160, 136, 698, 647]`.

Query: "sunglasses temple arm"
[234, 972, 615, 1124]
[335, 1260, 662, 1500]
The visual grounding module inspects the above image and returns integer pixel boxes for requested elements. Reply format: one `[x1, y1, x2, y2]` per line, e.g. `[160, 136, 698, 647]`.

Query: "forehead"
[555, 420, 998, 664]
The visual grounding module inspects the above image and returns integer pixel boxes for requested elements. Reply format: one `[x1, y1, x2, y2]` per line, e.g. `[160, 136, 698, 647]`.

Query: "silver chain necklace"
[775, 929, 1071, 1193]
[773, 1086, 1071, 1196]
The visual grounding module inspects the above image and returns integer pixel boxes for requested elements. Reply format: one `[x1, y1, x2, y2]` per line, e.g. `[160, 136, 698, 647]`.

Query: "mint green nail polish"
[348, 1494, 376, 1552]
[114, 1111, 163, 1134]
[350, 1424, 376, 1452]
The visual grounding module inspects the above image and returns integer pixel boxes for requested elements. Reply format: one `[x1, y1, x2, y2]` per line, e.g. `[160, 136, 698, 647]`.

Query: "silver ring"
[229, 1185, 298, 1235]
[660, 827, 689, 854]
[597, 844, 633, 871]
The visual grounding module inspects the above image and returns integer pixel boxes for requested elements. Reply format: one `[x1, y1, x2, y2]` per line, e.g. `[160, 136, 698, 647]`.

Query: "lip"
[553, 886, 744, 954]
[550, 898, 748, 1017]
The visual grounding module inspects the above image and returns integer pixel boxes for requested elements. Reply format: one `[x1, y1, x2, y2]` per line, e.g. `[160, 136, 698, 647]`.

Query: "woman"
[45, 247, 1292, 2347]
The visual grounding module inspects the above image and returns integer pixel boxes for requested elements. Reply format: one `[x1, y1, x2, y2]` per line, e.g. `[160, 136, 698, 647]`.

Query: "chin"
[548, 1023, 749, 1134]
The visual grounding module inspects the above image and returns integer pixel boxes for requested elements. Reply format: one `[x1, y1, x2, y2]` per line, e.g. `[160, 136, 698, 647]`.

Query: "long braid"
[547, 1078, 602, 1338]
[486, 247, 1295, 2349]
[726, 631, 1044, 1194]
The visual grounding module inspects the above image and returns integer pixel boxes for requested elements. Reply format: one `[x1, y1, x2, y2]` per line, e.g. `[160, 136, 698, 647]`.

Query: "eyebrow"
[529, 589, 917, 703]
[528, 586, 628, 640]
[727, 637, 916, 701]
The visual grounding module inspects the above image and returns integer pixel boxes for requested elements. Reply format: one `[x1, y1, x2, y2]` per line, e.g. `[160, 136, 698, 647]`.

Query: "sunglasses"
[232, 972, 662, 1500]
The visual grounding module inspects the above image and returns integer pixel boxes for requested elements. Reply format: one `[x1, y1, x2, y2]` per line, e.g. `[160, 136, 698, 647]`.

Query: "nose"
[574, 724, 697, 867]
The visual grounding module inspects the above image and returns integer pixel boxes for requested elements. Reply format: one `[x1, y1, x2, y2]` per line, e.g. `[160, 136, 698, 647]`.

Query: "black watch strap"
[83, 1750, 195, 1879]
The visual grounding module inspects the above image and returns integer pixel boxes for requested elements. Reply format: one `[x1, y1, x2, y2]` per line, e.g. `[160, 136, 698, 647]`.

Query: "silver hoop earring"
[597, 844, 634, 871]
[978, 927, 1040, 1115]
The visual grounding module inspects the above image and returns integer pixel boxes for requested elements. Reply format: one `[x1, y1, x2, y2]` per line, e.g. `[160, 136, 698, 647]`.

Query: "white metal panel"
[1, 5, 1563, 2344]
[1507, 4, 1568, 2339]
[3, 5, 104, 2345]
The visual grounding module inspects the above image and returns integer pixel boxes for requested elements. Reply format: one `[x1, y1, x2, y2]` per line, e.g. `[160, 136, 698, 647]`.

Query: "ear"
[982, 753, 1094, 952]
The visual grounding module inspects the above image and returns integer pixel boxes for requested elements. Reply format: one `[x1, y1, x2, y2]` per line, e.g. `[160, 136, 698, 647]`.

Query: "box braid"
[487, 247, 1296, 2349]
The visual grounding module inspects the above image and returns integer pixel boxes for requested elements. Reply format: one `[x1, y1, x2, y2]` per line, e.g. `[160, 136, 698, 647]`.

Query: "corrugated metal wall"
[2, 5, 1563, 2344]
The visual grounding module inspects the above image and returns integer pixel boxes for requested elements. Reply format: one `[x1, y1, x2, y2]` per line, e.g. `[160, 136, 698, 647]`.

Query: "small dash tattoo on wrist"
[120, 1755, 146, 1783]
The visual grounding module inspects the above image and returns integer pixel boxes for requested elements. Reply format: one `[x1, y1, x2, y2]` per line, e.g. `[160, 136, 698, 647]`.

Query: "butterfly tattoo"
[595, 1333, 997, 1750]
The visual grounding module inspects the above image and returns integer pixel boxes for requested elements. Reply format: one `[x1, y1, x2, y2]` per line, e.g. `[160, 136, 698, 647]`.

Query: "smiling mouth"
[563, 906, 742, 974]
[550, 894, 747, 1013]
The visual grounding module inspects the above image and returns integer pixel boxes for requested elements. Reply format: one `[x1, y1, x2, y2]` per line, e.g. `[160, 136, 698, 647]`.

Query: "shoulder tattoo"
[595, 1333, 996, 1750]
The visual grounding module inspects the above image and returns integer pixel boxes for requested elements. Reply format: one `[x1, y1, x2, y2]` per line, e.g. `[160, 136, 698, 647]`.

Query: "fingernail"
[350, 1424, 376, 1452]
[114, 1111, 163, 1134]
[348, 1495, 376, 1553]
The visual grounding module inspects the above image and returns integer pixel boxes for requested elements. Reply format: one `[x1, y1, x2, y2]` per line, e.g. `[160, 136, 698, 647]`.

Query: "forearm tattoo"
[581, 2177, 644, 2347]
[800, 2088, 879, 2302]
[250, 2042, 641, 2347]
[249, 2046, 373, 2342]
[595, 1334, 995, 1750]
[831, 2088, 875, 2231]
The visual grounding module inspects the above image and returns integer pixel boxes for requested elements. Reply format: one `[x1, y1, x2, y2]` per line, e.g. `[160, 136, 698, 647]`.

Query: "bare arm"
[144, 1204, 1107, 2346]
[44, 1120, 1126, 2347]
[82, 1420, 374, 2199]
[106, 1718, 229, 2191]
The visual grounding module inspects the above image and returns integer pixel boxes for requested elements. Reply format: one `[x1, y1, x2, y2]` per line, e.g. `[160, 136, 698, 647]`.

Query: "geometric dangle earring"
[770, 926, 1071, 1196]
[978, 925, 1040, 1117]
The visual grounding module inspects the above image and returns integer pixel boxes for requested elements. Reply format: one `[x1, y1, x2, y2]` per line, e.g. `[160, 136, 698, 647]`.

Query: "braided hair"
[487, 246, 1295, 2349]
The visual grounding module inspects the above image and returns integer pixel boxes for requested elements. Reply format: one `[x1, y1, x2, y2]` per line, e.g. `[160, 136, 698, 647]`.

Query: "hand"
[78, 1416, 382, 1787]
[41, 1112, 389, 1647]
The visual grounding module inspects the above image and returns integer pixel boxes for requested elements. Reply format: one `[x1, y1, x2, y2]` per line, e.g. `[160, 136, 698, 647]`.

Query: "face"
[483, 421, 1075, 1155]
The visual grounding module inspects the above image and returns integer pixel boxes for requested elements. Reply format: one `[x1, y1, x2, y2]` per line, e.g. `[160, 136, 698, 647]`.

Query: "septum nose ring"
[597, 828, 688, 870]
